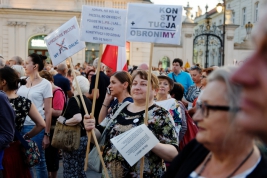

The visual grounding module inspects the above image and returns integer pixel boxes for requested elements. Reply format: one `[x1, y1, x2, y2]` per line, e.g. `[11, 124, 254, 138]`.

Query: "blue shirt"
[168, 71, 194, 94]
[53, 73, 71, 99]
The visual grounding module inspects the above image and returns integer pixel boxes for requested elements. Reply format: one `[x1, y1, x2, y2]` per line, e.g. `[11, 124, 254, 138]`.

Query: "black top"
[9, 96, 31, 132]
[163, 139, 267, 178]
[89, 71, 110, 124]
[63, 95, 92, 137]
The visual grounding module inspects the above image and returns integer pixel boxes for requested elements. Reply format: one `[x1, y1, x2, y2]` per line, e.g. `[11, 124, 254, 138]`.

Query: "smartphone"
[107, 87, 111, 95]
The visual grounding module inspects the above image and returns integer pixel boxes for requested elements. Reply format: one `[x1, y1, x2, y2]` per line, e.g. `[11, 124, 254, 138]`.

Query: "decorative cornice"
[7, 21, 17, 26]
[17, 22, 27, 26]
[185, 33, 193, 38]
[227, 36, 234, 40]
[33, 25, 53, 34]
[7, 21, 27, 26]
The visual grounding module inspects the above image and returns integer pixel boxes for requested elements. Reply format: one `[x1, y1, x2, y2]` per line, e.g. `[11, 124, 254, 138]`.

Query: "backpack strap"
[110, 101, 131, 120]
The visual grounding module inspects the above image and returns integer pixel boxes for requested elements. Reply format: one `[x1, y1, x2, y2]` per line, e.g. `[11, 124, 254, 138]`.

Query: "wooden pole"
[82, 44, 109, 177]
[140, 43, 154, 178]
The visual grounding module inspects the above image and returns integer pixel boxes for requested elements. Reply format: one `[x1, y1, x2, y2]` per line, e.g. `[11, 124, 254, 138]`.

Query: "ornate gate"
[193, 22, 223, 68]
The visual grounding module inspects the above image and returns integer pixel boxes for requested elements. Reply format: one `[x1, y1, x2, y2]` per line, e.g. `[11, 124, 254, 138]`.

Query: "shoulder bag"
[51, 96, 82, 152]
[15, 129, 40, 167]
[87, 101, 131, 172]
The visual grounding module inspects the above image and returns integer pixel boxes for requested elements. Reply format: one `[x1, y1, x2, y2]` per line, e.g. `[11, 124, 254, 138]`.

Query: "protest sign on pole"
[44, 17, 85, 66]
[126, 4, 183, 177]
[126, 4, 183, 45]
[80, 6, 127, 47]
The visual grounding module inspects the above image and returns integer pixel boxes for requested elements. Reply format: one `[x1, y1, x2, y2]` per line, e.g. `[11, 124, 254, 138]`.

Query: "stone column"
[181, 22, 198, 66]
[219, 24, 239, 65]
[16, 22, 27, 59]
[7, 21, 16, 59]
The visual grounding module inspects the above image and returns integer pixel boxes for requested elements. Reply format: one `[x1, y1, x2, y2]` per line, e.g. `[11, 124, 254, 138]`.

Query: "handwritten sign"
[80, 6, 127, 47]
[44, 17, 85, 66]
[126, 4, 183, 45]
[110, 124, 159, 166]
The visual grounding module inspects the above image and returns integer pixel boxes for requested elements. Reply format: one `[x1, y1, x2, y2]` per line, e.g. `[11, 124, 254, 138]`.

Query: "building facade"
[193, 0, 264, 67]
[0, 0, 152, 66]
[0, 0, 260, 68]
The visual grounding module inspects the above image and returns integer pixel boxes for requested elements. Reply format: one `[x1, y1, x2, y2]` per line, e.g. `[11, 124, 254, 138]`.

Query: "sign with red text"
[80, 6, 127, 47]
[44, 17, 85, 66]
[126, 4, 183, 45]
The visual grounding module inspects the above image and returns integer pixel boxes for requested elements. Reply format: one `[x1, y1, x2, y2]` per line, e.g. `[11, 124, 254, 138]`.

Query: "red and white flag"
[101, 45, 127, 72]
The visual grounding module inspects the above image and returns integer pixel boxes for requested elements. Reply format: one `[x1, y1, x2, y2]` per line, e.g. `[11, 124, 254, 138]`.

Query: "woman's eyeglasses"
[196, 102, 240, 117]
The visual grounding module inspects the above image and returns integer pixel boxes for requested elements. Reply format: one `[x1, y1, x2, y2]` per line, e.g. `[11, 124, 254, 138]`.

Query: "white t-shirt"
[17, 78, 52, 125]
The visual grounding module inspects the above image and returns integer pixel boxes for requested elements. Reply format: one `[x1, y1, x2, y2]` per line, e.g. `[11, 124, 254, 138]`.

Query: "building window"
[232, 11, 235, 24]
[242, 8, 246, 26]
[85, 42, 99, 64]
[255, 2, 259, 22]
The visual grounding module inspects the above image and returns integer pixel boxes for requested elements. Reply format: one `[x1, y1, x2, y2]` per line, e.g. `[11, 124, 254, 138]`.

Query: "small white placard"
[44, 17, 86, 66]
[80, 6, 127, 47]
[110, 124, 159, 166]
[126, 4, 183, 45]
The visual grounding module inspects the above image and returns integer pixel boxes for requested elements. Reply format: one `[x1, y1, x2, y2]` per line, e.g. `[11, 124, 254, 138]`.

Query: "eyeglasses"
[196, 102, 240, 117]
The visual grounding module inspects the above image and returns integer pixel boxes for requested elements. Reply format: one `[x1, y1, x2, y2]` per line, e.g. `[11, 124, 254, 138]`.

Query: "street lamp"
[216, 3, 223, 13]
[216, 0, 226, 66]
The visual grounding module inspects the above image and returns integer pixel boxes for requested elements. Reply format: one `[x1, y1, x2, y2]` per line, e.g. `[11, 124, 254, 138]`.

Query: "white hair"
[12, 65, 25, 77]
[92, 58, 104, 69]
[72, 76, 89, 95]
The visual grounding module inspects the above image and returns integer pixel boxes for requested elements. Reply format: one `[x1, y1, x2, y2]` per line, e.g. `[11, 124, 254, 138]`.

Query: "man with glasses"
[167, 58, 193, 94]
[231, 1, 267, 144]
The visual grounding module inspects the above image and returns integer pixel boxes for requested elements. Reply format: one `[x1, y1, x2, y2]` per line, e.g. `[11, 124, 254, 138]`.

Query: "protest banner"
[80, 6, 127, 47]
[126, 4, 183, 177]
[44, 17, 85, 66]
[126, 4, 183, 45]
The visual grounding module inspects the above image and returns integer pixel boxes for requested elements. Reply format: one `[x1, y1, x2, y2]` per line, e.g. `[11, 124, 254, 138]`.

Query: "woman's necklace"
[197, 148, 254, 178]
[26, 76, 39, 98]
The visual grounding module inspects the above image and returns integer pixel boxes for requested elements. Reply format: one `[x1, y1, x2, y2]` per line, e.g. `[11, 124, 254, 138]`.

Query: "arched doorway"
[28, 35, 51, 63]
[161, 56, 170, 70]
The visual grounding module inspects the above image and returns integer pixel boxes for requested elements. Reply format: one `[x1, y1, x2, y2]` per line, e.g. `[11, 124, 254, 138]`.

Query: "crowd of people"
[1, 1, 267, 177]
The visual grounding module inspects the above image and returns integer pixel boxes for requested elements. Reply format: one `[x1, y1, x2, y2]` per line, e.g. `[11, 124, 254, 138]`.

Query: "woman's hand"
[57, 116, 66, 124]
[84, 114, 96, 131]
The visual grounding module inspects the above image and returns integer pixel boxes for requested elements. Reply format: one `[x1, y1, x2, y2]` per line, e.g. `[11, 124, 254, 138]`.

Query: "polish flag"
[101, 45, 127, 72]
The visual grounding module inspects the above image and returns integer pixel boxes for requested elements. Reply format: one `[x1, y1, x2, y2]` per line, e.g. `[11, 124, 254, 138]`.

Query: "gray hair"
[92, 58, 103, 69]
[207, 66, 241, 118]
[11, 56, 23, 65]
[0, 55, 5, 68]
